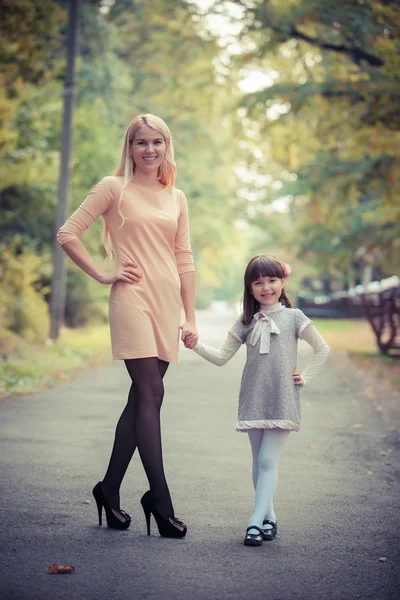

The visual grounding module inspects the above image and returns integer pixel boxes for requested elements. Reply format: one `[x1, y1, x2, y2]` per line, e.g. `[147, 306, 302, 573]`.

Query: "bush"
[0, 243, 50, 342]
[65, 264, 109, 328]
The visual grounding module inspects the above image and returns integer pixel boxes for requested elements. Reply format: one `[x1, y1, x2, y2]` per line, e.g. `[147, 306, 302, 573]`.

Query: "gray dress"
[229, 307, 311, 432]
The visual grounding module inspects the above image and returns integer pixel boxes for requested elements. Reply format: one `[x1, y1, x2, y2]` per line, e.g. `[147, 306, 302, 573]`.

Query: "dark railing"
[297, 277, 400, 356]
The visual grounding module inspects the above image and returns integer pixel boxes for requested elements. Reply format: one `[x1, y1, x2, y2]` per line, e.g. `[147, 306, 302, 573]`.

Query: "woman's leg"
[102, 358, 169, 511]
[124, 357, 173, 519]
[247, 429, 290, 535]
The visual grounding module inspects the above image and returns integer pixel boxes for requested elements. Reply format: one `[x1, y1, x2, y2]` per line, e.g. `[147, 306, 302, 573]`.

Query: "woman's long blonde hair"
[102, 114, 176, 260]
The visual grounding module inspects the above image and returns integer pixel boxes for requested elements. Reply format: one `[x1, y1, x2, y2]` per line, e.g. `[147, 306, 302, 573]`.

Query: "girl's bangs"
[247, 257, 284, 283]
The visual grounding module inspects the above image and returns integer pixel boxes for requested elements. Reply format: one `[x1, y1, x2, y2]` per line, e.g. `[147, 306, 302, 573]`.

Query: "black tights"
[102, 357, 173, 519]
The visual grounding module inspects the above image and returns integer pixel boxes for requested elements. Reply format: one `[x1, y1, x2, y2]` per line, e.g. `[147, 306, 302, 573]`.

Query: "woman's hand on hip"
[99, 263, 142, 285]
[292, 369, 304, 386]
[180, 321, 198, 349]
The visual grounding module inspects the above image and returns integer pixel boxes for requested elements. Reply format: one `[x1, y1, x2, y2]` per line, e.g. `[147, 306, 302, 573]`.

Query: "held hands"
[293, 369, 304, 386]
[180, 321, 198, 350]
[99, 262, 142, 285]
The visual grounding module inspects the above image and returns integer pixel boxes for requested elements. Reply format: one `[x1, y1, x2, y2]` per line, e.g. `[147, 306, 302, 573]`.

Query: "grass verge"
[313, 318, 400, 388]
[314, 319, 400, 428]
[0, 325, 111, 400]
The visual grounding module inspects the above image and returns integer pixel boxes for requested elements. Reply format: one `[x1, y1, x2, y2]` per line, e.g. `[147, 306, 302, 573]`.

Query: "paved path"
[0, 311, 399, 600]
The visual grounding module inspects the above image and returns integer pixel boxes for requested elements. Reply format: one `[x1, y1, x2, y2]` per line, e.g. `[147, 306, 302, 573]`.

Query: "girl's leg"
[247, 429, 290, 535]
[101, 358, 169, 511]
[248, 429, 263, 489]
[124, 357, 174, 519]
[248, 430, 276, 528]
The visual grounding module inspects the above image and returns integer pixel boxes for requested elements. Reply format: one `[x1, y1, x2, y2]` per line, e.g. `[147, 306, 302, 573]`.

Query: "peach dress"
[57, 176, 195, 363]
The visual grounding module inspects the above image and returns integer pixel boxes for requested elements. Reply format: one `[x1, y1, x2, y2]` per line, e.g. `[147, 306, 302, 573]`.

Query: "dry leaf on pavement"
[48, 564, 76, 574]
[378, 557, 388, 562]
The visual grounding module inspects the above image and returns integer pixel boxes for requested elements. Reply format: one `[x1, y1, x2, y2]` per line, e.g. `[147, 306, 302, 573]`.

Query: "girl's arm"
[192, 334, 241, 366]
[299, 324, 330, 385]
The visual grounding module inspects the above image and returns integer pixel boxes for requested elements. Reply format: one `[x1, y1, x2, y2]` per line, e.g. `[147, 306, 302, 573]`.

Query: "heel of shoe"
[144, 507, 151, 535]
[95, 497, 103, 526]
[141, 494, 151, 535]
[92, 483, 103, 526]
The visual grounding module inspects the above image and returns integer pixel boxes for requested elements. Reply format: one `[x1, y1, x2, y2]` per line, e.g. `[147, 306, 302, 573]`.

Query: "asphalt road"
[1, 311, 399, 600]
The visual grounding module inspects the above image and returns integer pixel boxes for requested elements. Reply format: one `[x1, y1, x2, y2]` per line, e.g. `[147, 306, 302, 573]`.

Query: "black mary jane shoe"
[262, 520, 277, 541]
[243, 525, 263, 546]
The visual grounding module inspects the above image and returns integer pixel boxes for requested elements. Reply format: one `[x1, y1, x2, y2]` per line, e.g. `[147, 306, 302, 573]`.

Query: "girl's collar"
[258, 302, 285, 315]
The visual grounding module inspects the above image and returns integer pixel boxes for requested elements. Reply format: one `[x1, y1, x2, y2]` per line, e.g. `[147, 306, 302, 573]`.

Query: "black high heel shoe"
[92, 482, 131, 530]
[140, 490, 187, 538]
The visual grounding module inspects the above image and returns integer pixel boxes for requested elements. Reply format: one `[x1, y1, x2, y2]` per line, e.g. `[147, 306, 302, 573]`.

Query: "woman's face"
[130, 125, 166, 174]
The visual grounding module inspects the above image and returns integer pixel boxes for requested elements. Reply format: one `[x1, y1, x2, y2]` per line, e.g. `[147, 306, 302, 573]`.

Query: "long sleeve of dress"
[57, 177, 116, 246]
[174, 190, 194, 275]
[300, 324, 330, 386]
[192, 334, 241, 366]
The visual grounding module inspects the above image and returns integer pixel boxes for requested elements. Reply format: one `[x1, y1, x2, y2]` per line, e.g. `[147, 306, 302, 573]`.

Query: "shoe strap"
[246, 526, 263, 535]
[262, 520, 276, 527]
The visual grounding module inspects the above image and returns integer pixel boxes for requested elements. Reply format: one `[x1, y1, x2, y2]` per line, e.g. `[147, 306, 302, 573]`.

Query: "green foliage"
[225, 0, 400, 284]
[65, 265, 109, 328]
[0, 242, 50, 342]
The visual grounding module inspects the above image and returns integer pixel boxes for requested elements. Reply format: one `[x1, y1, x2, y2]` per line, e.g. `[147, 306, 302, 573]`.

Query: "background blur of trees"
[0, 0, 399, 343]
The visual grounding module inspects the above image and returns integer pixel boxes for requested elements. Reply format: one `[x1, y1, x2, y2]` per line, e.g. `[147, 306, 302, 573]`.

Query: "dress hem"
[112, 354, 179, 363]
[235, 419, 300, 432]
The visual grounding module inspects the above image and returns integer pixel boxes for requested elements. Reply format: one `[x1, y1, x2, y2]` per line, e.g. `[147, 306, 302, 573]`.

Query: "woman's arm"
[179, 271, 198, 348]
[298, 324, 330, 386]
[60, 239, 140, 285]
[192, 333, 241, 367]
[174, 190, 197, 347]
[57, 177, 140, 285]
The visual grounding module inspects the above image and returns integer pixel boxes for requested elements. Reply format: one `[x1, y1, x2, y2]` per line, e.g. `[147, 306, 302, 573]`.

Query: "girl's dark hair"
[242, 255, 292, 324]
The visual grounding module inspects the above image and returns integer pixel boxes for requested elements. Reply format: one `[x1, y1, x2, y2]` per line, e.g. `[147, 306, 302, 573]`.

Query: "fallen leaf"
[48, 564, 76, 574]
[351, 399, 359, 405]
[327, 426, 333, 430]
[352, 424, 364, 429]
[81, 500, 91, 504]
[378, 557, 388, 562]
[380, 451, 389, 457]
[367, 471, 373, 476]
[307, 444, 318, 449]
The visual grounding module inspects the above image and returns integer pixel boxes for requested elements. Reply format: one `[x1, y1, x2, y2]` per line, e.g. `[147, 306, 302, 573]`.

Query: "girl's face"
[130, 125, 166, 174]
[250, 275, 285, 306]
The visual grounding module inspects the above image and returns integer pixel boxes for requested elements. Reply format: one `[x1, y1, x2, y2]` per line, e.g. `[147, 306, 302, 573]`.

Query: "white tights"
[247, 429, 290, 534]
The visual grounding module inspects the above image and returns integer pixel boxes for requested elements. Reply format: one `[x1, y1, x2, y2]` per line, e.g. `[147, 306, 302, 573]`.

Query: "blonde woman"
[57, 114, 197, 538]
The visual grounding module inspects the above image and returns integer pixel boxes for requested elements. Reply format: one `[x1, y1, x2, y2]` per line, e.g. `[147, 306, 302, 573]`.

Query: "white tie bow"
[249, 312, 280, 354]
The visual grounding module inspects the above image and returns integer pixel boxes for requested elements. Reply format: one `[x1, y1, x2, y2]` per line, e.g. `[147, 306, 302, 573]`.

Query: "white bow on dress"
[249, 312, 280, 354]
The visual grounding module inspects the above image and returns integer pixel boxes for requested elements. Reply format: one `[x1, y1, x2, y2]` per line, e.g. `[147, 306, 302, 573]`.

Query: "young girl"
[187, 255, 329, 546]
